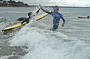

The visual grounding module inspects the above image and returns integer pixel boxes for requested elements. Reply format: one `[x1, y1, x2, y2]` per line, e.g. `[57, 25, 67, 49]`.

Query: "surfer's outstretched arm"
[40, 5, 52, 14]
[36, 9, 40, 14]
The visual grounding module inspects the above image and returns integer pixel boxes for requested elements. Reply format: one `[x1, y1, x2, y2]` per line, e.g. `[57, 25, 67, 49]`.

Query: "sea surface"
[0, 7, 90, 59]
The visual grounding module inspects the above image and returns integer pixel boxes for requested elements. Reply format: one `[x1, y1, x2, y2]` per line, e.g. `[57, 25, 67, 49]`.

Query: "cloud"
[16, 0, 90, 6]
[50, 0, 90, 6]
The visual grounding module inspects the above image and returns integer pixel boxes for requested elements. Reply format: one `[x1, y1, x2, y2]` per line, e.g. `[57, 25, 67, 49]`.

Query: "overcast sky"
[15, 0, 90, 7]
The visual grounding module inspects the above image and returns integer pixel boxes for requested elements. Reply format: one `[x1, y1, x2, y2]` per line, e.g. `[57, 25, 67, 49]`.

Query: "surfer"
[21, 12, 32, 24]
[78, 16, 90, 19]
[40, 5, 65, 31]
[2, 9, 41, 32]
[17, 9, 40, 24]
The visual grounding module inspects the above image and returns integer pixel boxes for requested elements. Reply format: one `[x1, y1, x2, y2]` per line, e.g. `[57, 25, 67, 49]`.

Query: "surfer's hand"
[40, 5, 42, 9]
[62, 24, 64, 27]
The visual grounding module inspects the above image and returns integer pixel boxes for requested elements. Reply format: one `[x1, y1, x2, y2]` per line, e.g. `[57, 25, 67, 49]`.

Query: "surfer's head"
[28, 12, 33, 17]
[87, 16, 89, 18]
[53, 6, 59, 12]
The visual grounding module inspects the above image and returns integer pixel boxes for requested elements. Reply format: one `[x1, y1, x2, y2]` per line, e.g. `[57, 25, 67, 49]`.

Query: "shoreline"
[0, 6, 90, 8]
[0, 6, 31, 8]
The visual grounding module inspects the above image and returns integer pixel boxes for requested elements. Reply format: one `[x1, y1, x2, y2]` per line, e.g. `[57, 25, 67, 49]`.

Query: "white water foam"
[8, 20, 69, 59]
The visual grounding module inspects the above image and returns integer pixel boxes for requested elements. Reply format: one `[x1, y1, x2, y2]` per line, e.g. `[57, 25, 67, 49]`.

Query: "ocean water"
[0, 7, 90, 59]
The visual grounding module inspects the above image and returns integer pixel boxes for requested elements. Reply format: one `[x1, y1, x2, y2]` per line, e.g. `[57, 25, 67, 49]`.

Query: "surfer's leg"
[52, 24, 59, 31]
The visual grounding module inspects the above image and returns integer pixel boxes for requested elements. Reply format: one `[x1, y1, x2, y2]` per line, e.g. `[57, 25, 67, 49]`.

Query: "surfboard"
[35, 10, 51, 21]
[2, 22, 26, 31]
[35, 13, 48, 21]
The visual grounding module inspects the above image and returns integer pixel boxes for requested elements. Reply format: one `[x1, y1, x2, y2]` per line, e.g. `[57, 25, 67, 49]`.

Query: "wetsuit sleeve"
[41, 8, 52, 14]
[21, 18, 29, 24]
[36, 9, 40, 14]
[32, 9, 40, 17]
[60, 14, 65, 24]
[21, 20, 25, 24]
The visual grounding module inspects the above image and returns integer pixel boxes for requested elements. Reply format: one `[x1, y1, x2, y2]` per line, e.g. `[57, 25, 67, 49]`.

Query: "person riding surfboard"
[2, 9, 41, 32]
[40, 5, 65, 31]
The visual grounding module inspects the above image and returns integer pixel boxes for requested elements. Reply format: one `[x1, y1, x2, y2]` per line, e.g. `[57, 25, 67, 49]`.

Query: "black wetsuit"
[21, 17, 30, 24]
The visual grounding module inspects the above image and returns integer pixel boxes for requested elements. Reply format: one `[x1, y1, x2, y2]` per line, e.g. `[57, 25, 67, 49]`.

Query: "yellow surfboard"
[35, 10, 51, 21]
[2, 22, 26, 31]
[35, 13, 48, 21]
